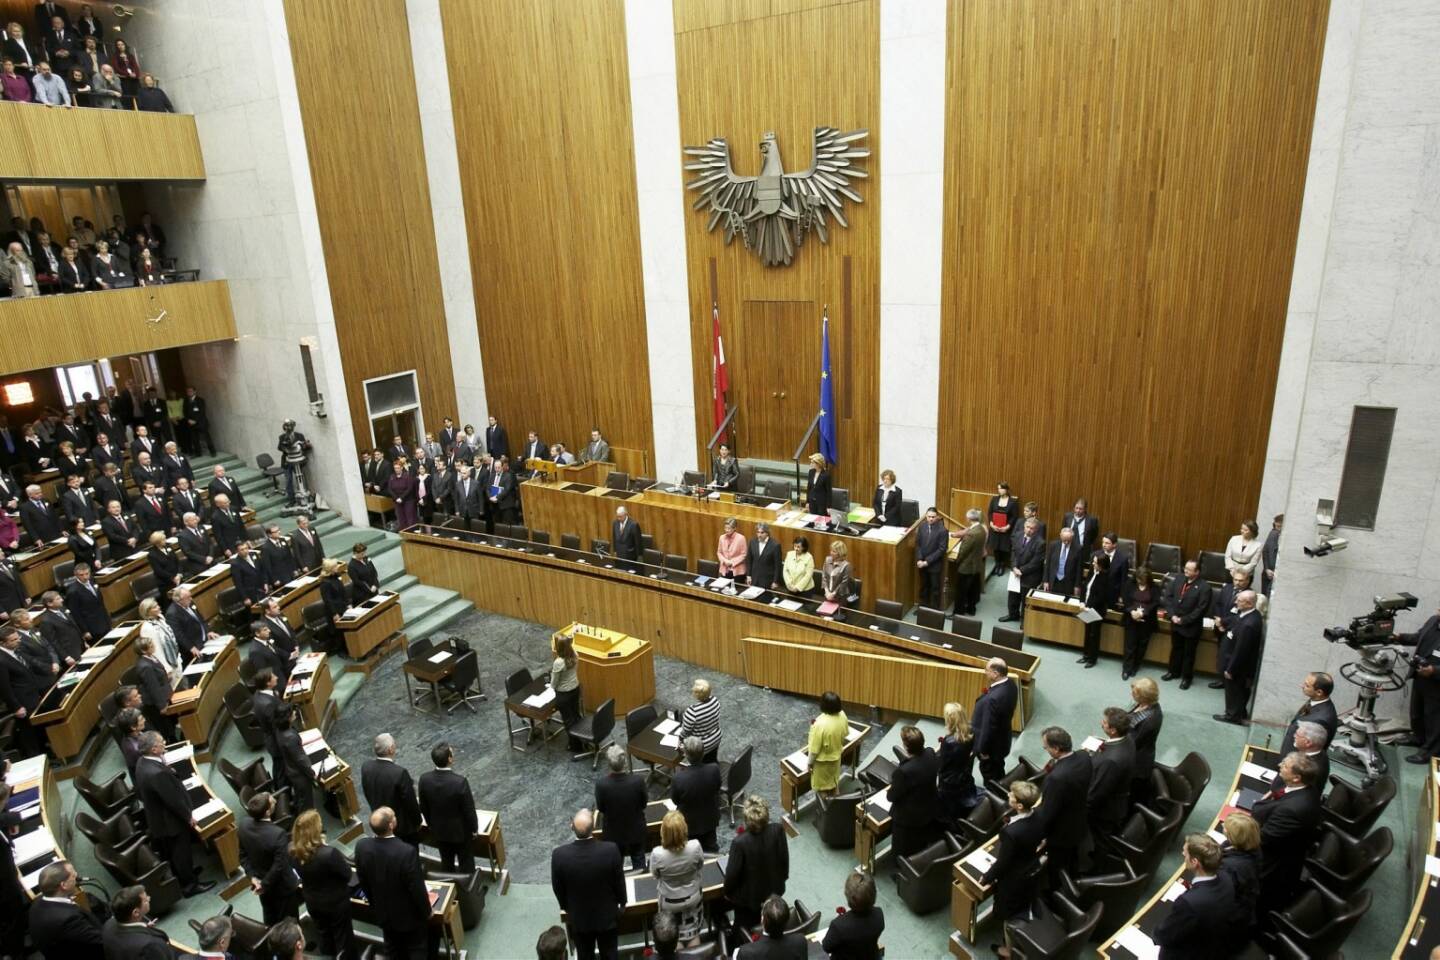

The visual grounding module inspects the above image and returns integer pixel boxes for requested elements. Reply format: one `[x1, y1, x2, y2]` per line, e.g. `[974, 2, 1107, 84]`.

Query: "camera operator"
[1399, 604, 1440, 765]
[277, 419, 311, 506]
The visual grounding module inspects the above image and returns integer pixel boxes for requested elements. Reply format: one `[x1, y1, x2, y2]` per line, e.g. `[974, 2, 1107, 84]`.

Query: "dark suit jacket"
[450, 475, 481, 518]
[520, 438, 546, 463]
[820, 906, 884, 960]
[1164, 577, 1212, 638]
[2, 36, 37, 71]
[1087, 737, 1135, 831]
[210, 509, 244, 554]
[165, 603, 206, 658]
[175, 526, 213, 574]
[723, 821, 788, 911]
[888, 748, 941, 854]
[58, 258, 90, 292]
[290, 527, 324, 571]
[135, 655, 171, 717]
[805, 469, 832, 516]
[100, 918, 176, 960]
[735, 934, 807, 959]
[248, 640, 289, 686]
[230, 555, 266, 604]
[278, 727, 314, 797]
[0, 561, 26, 611]
[871, 486, 902, 525]
[983, 812, 1045, 915]
[1152, 874, 1242, 959]
[60, 487, 96, 524]
[550, 837, 625, 934]
[135, 495, 171, 538]
[182, 395, 207, 427]
[418, 767, 478, 845]
[259, 538, 298, 586]
[67, 532, 98, 568]
[488, 470, 517, 512]
[0, 647, 44, 713]
[129, 461, 161, 491]
[29, 896, 104, 960]
[1280, 699, 1338, 758]
[361, 758, 423, 838]
[485, 424, 509, 458]
[1011, 533, 1045, 588]
[66, 578, 111, 637]
[671, 761, 723, 837]
[348, 558, 380, 603]
[238, 817, 299, 896]
[1061, 512, 1100, 557]
[1223, 611, 1265, 680]
[1039, 751, 1093, 849]
[915, 520, 948, 567]
[972, 679, 1017, 761]
[207, 475, 246, 510]
[161, 455, 192, 489]
[133, 755, 191, 837]
[745, 536, 782, 588]
[19, 497, 62, 544]
[38, 607, 84, 661]
[354, 835, 430, 933]
[1252, 786, 1323, 888]
[1128, 704, 1163, 780]
[169, 490, 201, 525]
[296, 843, 354, 913]
[94, 477, 129, 510]
[320, 577, 349, 619]
[611, 517, 642, 561]
[594, 770, 648, 850]
[1043, 540, 1082, 595]
[252, 690, 281, 759]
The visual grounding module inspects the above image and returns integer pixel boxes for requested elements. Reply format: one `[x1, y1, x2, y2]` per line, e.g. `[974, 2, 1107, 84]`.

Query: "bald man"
[354, 807, 432, 960]
[550, 808, 626, 960]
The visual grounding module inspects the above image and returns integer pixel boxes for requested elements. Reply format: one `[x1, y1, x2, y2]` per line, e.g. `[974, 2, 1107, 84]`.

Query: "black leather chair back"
[504, 667, 533, 697]
[817, 791, 863, 848]
[625, 703, 657, 740]
[915, 606, 946, 630]
[874, 599, 903, 620]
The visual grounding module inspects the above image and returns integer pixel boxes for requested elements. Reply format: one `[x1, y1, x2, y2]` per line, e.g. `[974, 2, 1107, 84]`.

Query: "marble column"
[877, 1, 946, 510]
[624, 0, 699, 483]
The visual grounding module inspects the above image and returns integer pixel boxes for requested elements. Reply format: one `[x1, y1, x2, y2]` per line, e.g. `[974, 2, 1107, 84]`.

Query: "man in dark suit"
[914, 508, 948, 609]
[670, 737, 723, 852]
[1214, 590, 1264, 724]
[1261, 513, 1282, 596]
[429, 462, 454, 517]
[484, 416, 509, 459]
[248, 623, 290, 686]
[362, 733, 423, 844]
[94, 463, 128, 510]
[207, 464, 246, 510]
[19, 484, 61, 545]
[34, 2, 68, 33]
[0, 625, 45, 756]
[159, 443, 192, 492]
[1041, 526, 1081, 598]
[550, 808, 626, 960]
[735, 897, 808, 960]
[92, 403, 122, 447]
[745, 523, 782, 590]
[384, 435, 408, 464]
[973, 657, 1017, 786]
[1278, 671, 1338, 759]
[438, 418, 459, 456]
[100, 500, 138, 552]
[1087, 708, 1136, 839]
[89, 434, 121, 471]
[1159, 560, 1212, 689]
[100, 885, 174, 960]
[290, 515, 324, 572]
[488, 457, 518, 525]
[251, 670, 285, 778]
[724, 793, 791, 934]
[164, 588, 208, 662]
[65, 564, 110, 640]
[41, 14, 77, 69]
[1292, 721, 1331, 788]
[354, 807, 434, 960]
[238, 791, 302, 924]
[1000, 517, 1044, 622]
[133, 731, 214, 896]
[169, 478, 202, 526]
[53, 413, 85, 452]
[1206, 571, 1255, 689]
[134, 482, 172, 539]
[1062, 499, 1100, 559]
[259, 525, 298, 589]
[1037, 726, 1092, 885]
[181, 387, 213, 456]
[230, 541, 266, 606]
[209, 494, 244, 556]
[594, 745, 648, 871]
[519, 430, 546, 466]
[1405, 608, 1440, 764]
[58, 475, 95, 525]
[1152, 835, 1244, 959]
[611, 506, 641, 564]
[37, 590, 84, 663]
[130, 452, 163, 493]
[29, 860, 103, 960]
[258, 598, 299, 661]
[140, 388, 167, 443]
[1252, 752, 1323, 916]
[175, 513, 214, 575]
[887, 725, 941, 858]
[450, 464, 480, 522]
[128, 426, 157, 461]
[418, 742, 478, 874]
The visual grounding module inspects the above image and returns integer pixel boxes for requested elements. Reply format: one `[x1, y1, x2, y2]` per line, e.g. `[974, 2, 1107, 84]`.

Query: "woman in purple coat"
[385, 459, 419, 529]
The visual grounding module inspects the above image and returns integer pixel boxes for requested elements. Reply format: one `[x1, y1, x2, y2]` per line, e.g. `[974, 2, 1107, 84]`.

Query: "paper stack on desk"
[80, 644, 114, 663]
[5, 755, 43, 786]
[1114, 925, 1159, 960]
[870, 792, 893, 812]
[523, 687, 557, 708]
[654, 718, 679, 736]
[203, 563, 230, 577]
[192, 797, 226, 822]
[475, 810, 497, 835]
[183, 660, 213, 677]
[427, 650, 453, 664]
[165, 743, 194, 764]
[961, 846, 995, 874]
[782, 749, 809, 773]
[342, 607, 366, 619]
[201, 637, 228, 655]
[660, 734, 681, 749]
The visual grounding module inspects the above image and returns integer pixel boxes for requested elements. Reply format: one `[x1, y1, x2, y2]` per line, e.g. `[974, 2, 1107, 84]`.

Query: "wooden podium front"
[555, 621, 655, 716]
[1022, 591, 1087, 646]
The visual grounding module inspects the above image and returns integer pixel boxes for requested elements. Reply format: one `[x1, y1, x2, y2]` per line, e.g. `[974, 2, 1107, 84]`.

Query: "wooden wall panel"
[0, 102, 204, 182]
[674, 0, 880, 498]
[0, 280, 236, 375]
[283, 0, 457, 450]
[937, 0, 1328, 556]
[439, 0, 653, 459]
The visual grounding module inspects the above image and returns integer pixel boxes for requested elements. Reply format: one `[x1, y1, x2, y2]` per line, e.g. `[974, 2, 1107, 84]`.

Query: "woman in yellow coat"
[807, 690, 849, 795]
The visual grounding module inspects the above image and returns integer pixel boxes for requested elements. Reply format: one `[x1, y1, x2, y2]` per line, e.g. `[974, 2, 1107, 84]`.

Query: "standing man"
[19, 484, 61, 545]
[1252, 753, 1323, 917]
[484, 415, 509, 459]
[950, 509, 986, 618]
[745, 522, 782, 591]
[1062, 499, 1100, 560]
[181, 387, 212, 456]
[141, 387, 168, 443]
[208, 464, 246, 510]
[550, 808, 626, 960]
[1213, 590, 1264, 725]
[259, 524, 298, 589]
[593, 746, 648, 872]
[999, 518, 1044, 623]
[0, 626, 45, 756]
[28, 860, 103, 960]
[1041, 527, 1080, 597]
[65, 563, 110, 640]
[170, 477, 202, 524]
[1261, 513, 1282, 597]
[133, 731, 215, 896]
[354, 807, 433, 960]
[670, 737, 722, 853]
[1278, 672, 1337, 758]
[1158, 560, 1212, 690]
[1036, 726, 1092, 886]
[238, 792, 301, 925]
[972, 657, 1016, 787]
[290, 515, 324, 573]
[1151, 835, 1242, 956]
[1086, 708, 1136, 840]
[361, 733, 423, 845]
[417, 742, 478, 874]
[452, 464, 480, 524]
[209, 494, 244, 556]
[438, 417, 458, 456]
[1402, 606, 1440, 764]
[175, 513, 215, 576]
[611, 506, 641, 565]
[520, 431, 547, 465]
[580, 429, 610, 465]
[914, 508, 948, 610]
[100, 886, 173, 960]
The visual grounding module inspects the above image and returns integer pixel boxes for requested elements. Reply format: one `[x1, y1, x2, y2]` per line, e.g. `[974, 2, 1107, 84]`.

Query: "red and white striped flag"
[711, 301, 730, 444]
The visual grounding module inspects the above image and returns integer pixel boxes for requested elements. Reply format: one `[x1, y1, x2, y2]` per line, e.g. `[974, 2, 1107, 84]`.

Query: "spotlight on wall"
[1303, 497, 1349, 557]
[111, 5, 134, 31]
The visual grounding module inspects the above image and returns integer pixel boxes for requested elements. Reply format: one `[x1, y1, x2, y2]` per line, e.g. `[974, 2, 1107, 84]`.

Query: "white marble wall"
[876, 0, 946, 509]
[123, 0, 366, 521]
[406, 0, 487, 426]
[1255, 0, 1440, 724]
[624, 0, 698, 483]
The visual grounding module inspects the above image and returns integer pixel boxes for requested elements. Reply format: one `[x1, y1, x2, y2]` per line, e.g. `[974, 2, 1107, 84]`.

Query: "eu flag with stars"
[818, 309, 837, 464]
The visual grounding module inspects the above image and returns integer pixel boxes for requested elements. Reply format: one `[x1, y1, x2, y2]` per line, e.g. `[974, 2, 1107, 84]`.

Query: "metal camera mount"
[1332, 643, 1409, 780]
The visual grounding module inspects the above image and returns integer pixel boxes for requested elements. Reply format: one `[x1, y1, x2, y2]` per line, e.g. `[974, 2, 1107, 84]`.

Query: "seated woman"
[982, 781, 1045, 960]
[135, 72, 174, 113]
[782, 535, 815, 597]
[938, 701, 980, 825]
[821, 540, 854, 608]
[650, 811, 705, 949]
[716, 517, 746, 580]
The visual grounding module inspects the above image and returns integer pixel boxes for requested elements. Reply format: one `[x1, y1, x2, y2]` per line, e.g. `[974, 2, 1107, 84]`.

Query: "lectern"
[554, 621, 655, 716]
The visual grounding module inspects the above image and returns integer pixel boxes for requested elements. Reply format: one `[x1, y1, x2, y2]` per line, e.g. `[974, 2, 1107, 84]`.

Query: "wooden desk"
[502, 674, 564, 751]
[1395, 758, 1438, 958]
[297, 728, 359, 822]
[626, 715, 682, 775]
[31, 622, 140, 760]
[596, 798, 673, 850]
[285, 652, 333, 731]
[402, 638, 462, 715]
[1026, 599, 1220, 675]
[403, 528, 1039, 728]
[13, 539, 70, 597]
[336, 591, 403, 660]
[4, 754, 89, 905]
[950, 831, 1004, 943]
[177, 562, 232, 621]
[94, 550, 150, 613]
[251, 574, 322, 630]
[164, 742, 242, 876]
[1098, 746, 1279, 959]
[352, 880, 463, 958]
[779, 721, 871, 815]
[558, 621, 655, 716]
[854, 791, 892, 874]
[561, 858, 727, 936]
[165, 635, 239, 752]
[522, 466, 919, 612]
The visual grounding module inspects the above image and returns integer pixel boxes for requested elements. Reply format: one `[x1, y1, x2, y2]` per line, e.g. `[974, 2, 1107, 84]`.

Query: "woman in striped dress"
[679, 678, 722, 763]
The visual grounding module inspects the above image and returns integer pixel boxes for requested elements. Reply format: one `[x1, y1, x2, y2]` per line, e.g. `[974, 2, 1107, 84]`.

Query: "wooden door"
[733, 301, 821, 461]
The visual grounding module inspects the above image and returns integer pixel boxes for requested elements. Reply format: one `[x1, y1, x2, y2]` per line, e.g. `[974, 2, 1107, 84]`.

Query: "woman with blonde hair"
[679, 677, 721, 763]
[318, 557, 349, 653]
[1220, 811, 1261, 934]
[804, 452, 832, 517]
[289, 809, 357, 960]
[1128, 676, 1164, 803]
[939, 701, 980, 824]
[821, 539, 853, 607]
[716, 517, 747, 580]
[650, 810, 705, 946]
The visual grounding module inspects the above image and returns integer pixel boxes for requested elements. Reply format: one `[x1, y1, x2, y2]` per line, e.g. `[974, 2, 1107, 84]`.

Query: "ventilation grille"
[1333, 405, 1396, 530]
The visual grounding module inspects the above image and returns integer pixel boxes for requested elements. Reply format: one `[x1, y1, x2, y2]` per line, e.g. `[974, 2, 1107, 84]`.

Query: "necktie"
[1059, 545, 1068, 576]
[1299, 703, 1310, 716]
[1043, 759, 1056, 774]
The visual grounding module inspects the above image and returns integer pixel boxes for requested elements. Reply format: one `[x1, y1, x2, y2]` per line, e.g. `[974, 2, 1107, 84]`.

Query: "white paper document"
[870, 792, 892, 812]
[192, 798, 226, 822]
[961, 846, 995, 874]
[80, 645, 114, 663]
[204, 563, 230, 577]
[183, 661, 213, 677]
[654, 718, 680, 736]
[428, 651, 453, 664]
[475, 810, 497, 835]
[783, 749, 809, 772]
[12, 827, 55, 865]
[165, 743, 194, 764]
[662, 799, 677, 811]
[775, 599, 803, 612]
[1426, 855, 1440, 878]
[342, 607, 366, 619]
[739, 585, 765, 599]
[523, 687, 557, 708]
[1114, 925, 1159, 960]
[1006, 570, 1021, 593]
[289, 575, 319, 587]
[708, 577, 733, 590]
[6, 755, 44, 785]
[1239, 761, 1277, 782]
[1160, 881, 1186, 902]
[660, 734, 681, 749]
[1081, 736, 1104, 753]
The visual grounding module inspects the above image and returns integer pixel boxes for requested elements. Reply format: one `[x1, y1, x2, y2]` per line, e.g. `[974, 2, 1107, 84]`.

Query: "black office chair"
[697, 559, 721, 578]
[222, 684, 266, 750]
[227, 911, 277, 958]
[1103, 802, 1183, 881]
[815, 790, 863, 848]
[1268, 882, 1371, 960]
[631, 477, 655, 492]
[718, 745, 753, 825]
[1117, 538, 1138, 564]
[874, 599, 903, 620]
[682, 470, 706, 487]
[915, 606, 946, 630]
[301, 600, 328, 642]
[431, 511, 454, 528]
[858, 755, 896, 791]
[75, 809, 146, 856]
[494, 523, 515, 540]
[218, 756, 272, 796]
[218, 586, 250, 630]
[898, 499, 920, 527]
[1004, 890, 1103, 960]
[561, 533, 581, 550]
[244, 523, 266, 543]
[664, 554, 689, 573]
[130, 571, 159, 607]
[848, 577, 862, 606]
[896, 833, 970, 914]
[1057, 862, 1148, 941]
[1144, 543, 1182, 579]
[605, 471, 629, 490]
[642, 548, 664, 568]
[406, 635, 436, 662]
[830, 488, 850, 512]
[95, 841, 184, 916]
[1322, 774, 1395, 839]
[76, 772, 139, 819]
[238, 657, 259, 689]
[991, 625, 1024, 650]
[1198, 550, 1228, 584]
[783, 899, 821, 936]
[736, 465, 755, 494]
[440, 650, 485, 714]
[951, 615, 982, 639]
[420, 860, 488, 930]
[954, 793, 1008, 845]
[985, 756, 1044, 804]
[52, 559, 76, 589]
[590, 538, 611, 555]
[504, 667, 538, 749]
[531, 530, 551, 545]
[763, 479, 791, 502]
[255, 453, 284, 497]
[1142, 751, 1211, 833]
[1303, 823, 1392, 897]
[569, 698, 616, 769]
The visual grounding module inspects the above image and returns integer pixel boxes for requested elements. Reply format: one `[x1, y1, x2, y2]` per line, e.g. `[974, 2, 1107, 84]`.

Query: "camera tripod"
[1332, 645, 1408, 780]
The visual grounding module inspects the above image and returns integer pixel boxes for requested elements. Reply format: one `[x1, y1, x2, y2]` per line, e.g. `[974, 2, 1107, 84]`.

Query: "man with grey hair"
[1214, 589, 1265, 726]
[745, 521, 782, 590]
[1292, 720, 1331, 787]
[197, 915, 233, 958]
[1000, 516, 1044, 623]
[950, 508, 986, 617]
[175, 511, 214, 575]
[670, 735, 722, 852]
[133, 730, 214, 896]
[595, 744, 648, 870]
[361, 733, 422, 845]
[551, 808, 625, 960]
[611, 505, 641, 565]
[29, 859, 103, 957]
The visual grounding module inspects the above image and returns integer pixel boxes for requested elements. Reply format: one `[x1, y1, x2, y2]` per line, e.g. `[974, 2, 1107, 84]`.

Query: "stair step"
[373, 549, 408, 583]
[386, 573, 418, 594]
[402, 596, 473, 641]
